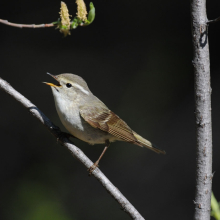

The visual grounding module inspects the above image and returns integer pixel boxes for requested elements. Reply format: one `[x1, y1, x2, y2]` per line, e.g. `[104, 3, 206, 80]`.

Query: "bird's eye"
[66, 83, 72, 88]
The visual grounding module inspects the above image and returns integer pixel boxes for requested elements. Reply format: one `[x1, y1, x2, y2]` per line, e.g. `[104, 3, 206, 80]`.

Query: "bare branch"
[0, 77, 145, 220]
[207, 16, 220, 24]
[0, 19, 54, 28]
[190, 0, 213, 219]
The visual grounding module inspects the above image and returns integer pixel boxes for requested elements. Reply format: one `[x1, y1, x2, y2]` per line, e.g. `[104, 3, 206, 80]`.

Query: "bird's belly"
[55, 101, 115, 144]
[65, 119, 114, 144]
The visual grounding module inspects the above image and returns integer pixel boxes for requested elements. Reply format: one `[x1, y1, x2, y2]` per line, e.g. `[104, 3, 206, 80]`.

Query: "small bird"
[44, 73, 165, 173]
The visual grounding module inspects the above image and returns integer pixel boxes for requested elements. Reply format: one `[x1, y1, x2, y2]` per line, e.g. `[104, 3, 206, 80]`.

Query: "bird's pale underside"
[44, 73, 165, 174]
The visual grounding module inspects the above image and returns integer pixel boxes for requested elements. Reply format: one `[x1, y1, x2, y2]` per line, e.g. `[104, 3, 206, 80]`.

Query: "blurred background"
[0, 0, 220, 219]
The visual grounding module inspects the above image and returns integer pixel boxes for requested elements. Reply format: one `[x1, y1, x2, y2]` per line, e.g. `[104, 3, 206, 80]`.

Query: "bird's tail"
[133, 132, 166, 154]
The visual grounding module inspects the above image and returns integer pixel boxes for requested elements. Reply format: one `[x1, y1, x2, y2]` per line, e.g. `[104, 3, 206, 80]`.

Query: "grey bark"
[190, 0, 212, 220]
[0, 77, 144, 220]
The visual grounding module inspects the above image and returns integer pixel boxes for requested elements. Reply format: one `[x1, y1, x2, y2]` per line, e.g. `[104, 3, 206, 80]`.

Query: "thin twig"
[0, 19, 54, 28]
[207, 16, 220, 24]
[190, 0, 213, 220]
[0, 77, 145, 220]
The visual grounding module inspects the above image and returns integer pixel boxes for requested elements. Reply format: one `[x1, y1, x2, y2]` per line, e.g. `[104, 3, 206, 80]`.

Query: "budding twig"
[0, 1, 95, 36]
[0, 19, 55, 28]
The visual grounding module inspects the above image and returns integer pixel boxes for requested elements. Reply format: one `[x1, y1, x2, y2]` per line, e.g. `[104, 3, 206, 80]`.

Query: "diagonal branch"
[0, 77, 145, 220]
[0, 19, 55, 28]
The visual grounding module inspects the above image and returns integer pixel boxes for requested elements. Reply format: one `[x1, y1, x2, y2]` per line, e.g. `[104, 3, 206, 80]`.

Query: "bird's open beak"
[44, 82, 59, 87]
[43, 73, 61, 87]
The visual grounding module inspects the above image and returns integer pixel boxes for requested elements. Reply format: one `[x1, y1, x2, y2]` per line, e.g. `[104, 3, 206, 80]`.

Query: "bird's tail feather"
[133, 132, 166, 154]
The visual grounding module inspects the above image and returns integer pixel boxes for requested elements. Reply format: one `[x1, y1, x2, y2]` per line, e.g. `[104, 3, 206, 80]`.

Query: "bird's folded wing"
[80, 105, 137, 143]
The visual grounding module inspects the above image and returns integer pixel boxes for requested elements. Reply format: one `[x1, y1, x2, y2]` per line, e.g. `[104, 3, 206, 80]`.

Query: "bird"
[44, 73, 165, 174]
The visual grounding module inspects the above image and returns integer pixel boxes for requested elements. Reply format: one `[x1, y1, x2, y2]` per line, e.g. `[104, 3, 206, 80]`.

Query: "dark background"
[0, 0, 220, 219]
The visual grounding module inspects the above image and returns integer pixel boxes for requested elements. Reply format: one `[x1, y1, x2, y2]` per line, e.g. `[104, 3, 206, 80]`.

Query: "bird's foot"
[57, 132, 75, 142]
[88, 161, 99, 175]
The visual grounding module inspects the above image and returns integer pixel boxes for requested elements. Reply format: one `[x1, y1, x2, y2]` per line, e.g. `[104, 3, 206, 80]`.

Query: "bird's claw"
[57, 132, 75, 142]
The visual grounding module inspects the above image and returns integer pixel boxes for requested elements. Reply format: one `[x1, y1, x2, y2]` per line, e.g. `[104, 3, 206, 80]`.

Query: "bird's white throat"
[51, 86, 84, 131]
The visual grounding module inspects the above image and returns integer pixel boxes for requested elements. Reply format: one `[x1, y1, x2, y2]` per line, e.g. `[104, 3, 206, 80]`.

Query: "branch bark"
[0, 19, 55, 28]
[0, 77, 144, 220]
[190, 0, 213, 219]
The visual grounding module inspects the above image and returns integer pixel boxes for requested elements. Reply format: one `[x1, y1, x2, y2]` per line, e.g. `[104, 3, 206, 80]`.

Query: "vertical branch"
[191, 0, 213, 220]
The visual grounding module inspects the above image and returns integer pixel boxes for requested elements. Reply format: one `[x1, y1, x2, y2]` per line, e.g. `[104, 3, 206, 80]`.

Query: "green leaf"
[211, 192, 220, 220]
[84, 2, 95, 25]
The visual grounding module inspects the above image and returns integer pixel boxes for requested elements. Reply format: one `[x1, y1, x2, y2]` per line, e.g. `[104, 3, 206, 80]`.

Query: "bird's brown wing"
[80, 105, 138, 143]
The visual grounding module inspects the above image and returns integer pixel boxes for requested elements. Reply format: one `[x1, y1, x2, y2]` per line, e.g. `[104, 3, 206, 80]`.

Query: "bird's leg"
[88, 140, 110, 175]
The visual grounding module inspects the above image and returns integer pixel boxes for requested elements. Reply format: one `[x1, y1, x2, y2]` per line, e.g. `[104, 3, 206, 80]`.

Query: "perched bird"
[44, 73, 165, 173]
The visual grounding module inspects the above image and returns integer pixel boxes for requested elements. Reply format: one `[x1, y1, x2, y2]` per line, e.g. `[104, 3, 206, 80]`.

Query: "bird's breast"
[53, 94, 116, 144]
